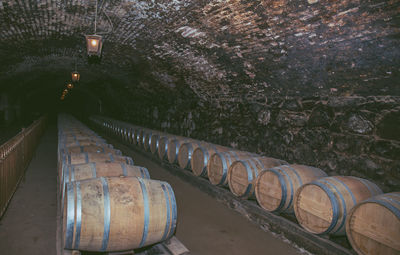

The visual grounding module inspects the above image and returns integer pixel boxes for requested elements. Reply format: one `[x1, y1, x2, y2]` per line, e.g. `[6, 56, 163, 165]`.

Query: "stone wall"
[115, 95, 400, 192]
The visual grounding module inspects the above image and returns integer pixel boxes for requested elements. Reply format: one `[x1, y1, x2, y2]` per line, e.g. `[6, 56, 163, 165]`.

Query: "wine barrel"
[59, 135, 105, 143]
[294, 176, 382, 235]
[167, 138, 194, 164]
[63, 177, 177, 252]
[59, 152, 134, 185]
[60, 162, 151, 207]
[143, 130, 156, 151]
[227, 157, 287, 199]
[177, 141, 209, 170]
[137, 128, 149, 148]
[157, 136, 176, 160]
[60, 139, 111, 149]
[150, 134, 161, 154]
[346, 192, 400, 255]
[208, 150, 258, 186]
[122, 126, 133, 143]
[191, 144, 230, 177]
[59, 145, 121, 156]
[126, 126, 138, 145]
[255, 164, 327, 213]
[59, 152, 131, 176]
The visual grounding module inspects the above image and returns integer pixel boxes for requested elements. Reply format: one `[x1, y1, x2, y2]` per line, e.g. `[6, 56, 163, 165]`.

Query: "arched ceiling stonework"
[0, 1, 399, 191]
[0, 0, 399, 106]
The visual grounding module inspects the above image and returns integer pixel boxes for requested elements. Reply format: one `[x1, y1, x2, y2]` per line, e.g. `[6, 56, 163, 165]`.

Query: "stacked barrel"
[90, 115, 399, 255]
[58, 114, 177, 253]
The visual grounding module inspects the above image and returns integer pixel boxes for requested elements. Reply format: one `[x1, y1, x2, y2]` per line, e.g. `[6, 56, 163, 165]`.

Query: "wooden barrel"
[59, 145, 121, 156]
[63, 177, 177, 252]
[59, 132, 98, 138]
[150, 134, 161, 154]
[122, 126, 133, 143]
[191, 144, 229, 177]
[207, 150, 258, 186]
[177, 141, 209, 170]
[143, 130, 156, 151]
[59, 152, 134, 185]
[346, 192, 400, 255]
[227, 157, 287, 199]
[137, 128, 149, 148]
[60, 139, 111, 149]
[61, 152, 134, 166]
[255, 164, 327, 213]
[128, 127, 137, 145]
[157, 136, 175, 160]
[60, 135, 105, 143]
[60, 162, 151, 206]
[293, 176, 383, 235]
[126, 127, 138, 145]
[167, 137, 193, 164]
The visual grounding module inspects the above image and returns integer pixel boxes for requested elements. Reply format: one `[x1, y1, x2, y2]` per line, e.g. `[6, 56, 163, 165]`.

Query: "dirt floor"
[0, 124, 301, 255]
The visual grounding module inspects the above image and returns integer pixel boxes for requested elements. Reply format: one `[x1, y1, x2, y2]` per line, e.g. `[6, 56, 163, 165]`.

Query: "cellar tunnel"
[1, 0, 399, 191]
[0, 0, 399, 254]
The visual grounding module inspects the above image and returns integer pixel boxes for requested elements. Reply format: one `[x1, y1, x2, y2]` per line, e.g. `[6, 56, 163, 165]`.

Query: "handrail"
[0, 115, 47, 218]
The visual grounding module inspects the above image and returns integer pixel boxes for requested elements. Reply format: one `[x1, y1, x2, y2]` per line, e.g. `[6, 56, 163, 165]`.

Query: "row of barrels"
[0, 115, 47, 218]
[90, 115, 400, 255]
[57, 114, 177, 253]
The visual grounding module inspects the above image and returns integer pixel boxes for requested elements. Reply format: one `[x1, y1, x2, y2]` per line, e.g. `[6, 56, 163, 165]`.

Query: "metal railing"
[0, 116, 47, 218]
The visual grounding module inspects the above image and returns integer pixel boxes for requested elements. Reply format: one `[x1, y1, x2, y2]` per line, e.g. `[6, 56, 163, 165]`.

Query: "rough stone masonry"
[0, 0, 399, 191]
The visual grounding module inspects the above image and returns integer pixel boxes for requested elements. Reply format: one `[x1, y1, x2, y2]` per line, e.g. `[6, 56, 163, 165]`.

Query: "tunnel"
[0, 0, 399, 255]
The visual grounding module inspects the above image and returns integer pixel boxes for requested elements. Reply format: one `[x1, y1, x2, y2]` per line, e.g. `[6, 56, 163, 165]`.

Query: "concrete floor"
[0, 125, 301, 255]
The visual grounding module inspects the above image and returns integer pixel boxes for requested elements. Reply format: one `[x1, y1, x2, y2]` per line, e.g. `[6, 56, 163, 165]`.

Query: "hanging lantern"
[71, 71, 80, 83]
[67, 83, 74, 89]
[85, 35, 103, 58]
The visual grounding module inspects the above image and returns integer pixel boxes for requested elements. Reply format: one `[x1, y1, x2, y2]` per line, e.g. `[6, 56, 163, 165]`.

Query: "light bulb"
[91, 39, 98, 46]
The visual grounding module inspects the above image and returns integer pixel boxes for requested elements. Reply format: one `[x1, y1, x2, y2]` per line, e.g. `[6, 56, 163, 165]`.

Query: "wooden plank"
[163, 236, 190, 255]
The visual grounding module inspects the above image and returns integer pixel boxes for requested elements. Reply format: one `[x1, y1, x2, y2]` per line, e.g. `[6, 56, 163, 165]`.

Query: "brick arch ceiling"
[0, 0, 399, 106]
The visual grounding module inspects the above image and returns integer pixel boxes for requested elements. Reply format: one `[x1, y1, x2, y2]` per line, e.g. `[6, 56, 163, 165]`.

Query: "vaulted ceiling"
[0, 0, 399, 112]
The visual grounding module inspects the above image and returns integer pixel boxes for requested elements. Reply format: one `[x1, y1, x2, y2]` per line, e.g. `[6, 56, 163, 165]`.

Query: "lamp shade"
[85, 34, 103, 57]
[71, 71, 80, 82]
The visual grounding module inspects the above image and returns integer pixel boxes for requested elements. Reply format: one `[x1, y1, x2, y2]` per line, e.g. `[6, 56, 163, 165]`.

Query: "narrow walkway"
[0, 125, 57, 255]
[114, 143, 302, 255]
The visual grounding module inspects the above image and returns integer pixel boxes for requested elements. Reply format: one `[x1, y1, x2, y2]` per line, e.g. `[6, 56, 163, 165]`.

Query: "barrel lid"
[346, 199, 400, 254]
[256, 170, 283, 212]
[294, 183, 333, 234]
[228, 160, 250, 197]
